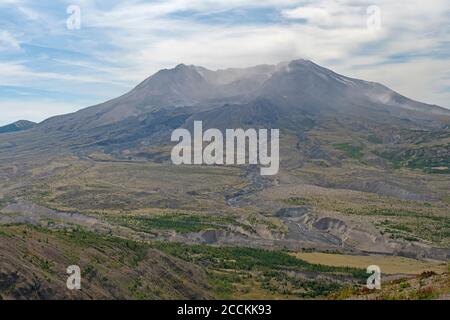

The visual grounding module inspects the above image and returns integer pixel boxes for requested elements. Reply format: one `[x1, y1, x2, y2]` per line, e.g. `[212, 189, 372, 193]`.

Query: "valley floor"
[0, 151, 449, 300]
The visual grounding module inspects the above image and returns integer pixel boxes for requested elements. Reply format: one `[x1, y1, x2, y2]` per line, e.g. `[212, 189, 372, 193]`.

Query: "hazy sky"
[0, 0, 449, 125]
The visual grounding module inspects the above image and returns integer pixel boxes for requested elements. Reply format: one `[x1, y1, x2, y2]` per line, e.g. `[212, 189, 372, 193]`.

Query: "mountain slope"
[255, 60, 449, 123]
[0, 59, 449, 158]
[36, 63, 278, 132]
[0, 224, 210, 299]
[0, 120, 36, 134]
[41, 59, 450, 131]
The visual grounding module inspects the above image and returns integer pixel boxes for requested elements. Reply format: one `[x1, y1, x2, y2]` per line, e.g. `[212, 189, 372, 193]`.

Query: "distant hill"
[0, 120, 36, 134]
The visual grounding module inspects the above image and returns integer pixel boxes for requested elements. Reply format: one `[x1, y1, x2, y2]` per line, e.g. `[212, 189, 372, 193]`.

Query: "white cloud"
[0, 100, 81, 125]
[338, 59, 450, 108]
[0, 0, 449, 126]
[0, 61, 130, 87]
[0, 30, 21, 51]
[282, 7, 331, 24]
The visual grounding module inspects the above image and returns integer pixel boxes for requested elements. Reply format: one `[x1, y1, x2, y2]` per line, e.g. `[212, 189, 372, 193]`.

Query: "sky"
[0, 0, 449, 125]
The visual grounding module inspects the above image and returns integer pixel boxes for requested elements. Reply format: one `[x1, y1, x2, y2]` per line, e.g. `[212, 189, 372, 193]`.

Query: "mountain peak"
[290, 58, 315, 65]
[174, 63, 196, 69]
[172, 63, 199, 73]
[285, 59, 327, 72]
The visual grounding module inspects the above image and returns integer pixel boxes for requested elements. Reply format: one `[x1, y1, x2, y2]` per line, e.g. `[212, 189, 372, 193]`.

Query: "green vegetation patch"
[260, 271, 342, 298]
[22, 224, 149, 266]
[154, 242, 366, 278]
[112, 213, 235, 234]
[333, 143, 364, 159]
[283, 197, 309, 206]
[375, 144, 450, 174]
[367, 134, 383, 144]
[341, 207, 447, 221]
[154, 242, 366, 299]
[340, 207, 450, 245]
